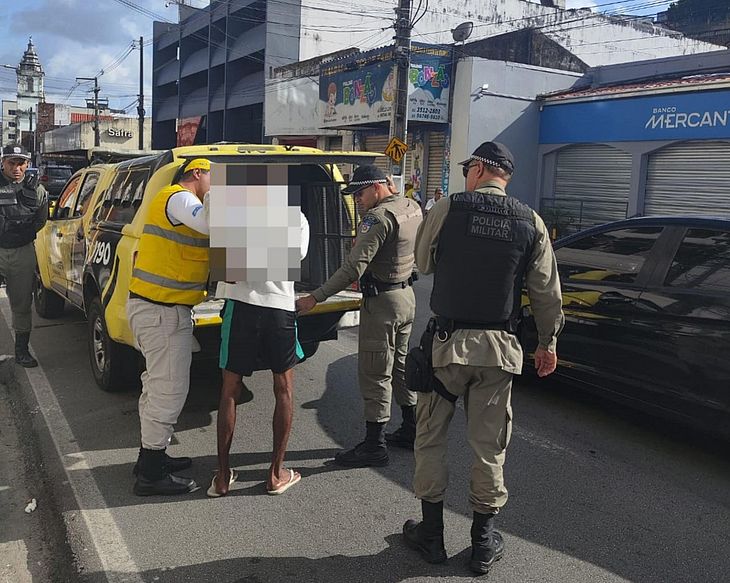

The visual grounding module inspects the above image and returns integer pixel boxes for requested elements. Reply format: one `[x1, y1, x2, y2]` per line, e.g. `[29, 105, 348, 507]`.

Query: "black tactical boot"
[402, 500, 447, 564]
[469, 511, 505, 575]
[133, 448, 198, 496]
[132, 447, 192, 476]
[385, 405, 416, 449]
[15, 332, 38, 368]
[334, 422, 389, 467]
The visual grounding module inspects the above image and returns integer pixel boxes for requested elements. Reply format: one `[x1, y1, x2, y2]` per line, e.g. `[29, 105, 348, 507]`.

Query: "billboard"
[319, 43, 452, 128]
[54, 104, 71, 126]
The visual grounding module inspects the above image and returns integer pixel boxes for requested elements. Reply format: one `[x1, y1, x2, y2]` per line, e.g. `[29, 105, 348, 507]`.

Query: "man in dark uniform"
[296, 165, 422, 466]
[0, 144, 48, 367]
[402, 142, 564, 574]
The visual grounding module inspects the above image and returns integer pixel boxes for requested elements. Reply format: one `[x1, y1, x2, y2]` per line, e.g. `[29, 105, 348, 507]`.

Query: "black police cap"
[1, 143, 31, 161]
[458, 141, 515, 174]
[342, 165, 388, 195]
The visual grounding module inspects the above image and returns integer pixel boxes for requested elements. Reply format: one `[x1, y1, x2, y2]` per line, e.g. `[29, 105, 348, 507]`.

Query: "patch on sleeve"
[467, 213, 513, 242]
[360, 214, 380, 234]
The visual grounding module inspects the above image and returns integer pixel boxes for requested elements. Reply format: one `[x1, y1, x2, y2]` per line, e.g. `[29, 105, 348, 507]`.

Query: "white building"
[1, 38, 45, 148]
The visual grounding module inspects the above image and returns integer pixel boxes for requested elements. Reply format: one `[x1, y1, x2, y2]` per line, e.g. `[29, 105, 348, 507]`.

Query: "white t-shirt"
[166, 189, 209, 235]
[216, 212, 310, 312]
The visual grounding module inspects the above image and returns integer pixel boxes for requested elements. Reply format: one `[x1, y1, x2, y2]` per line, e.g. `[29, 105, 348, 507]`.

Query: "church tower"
[15, 37, 45, 149]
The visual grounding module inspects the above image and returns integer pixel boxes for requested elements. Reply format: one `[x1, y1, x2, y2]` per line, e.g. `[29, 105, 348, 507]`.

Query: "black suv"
[40, 164, 73, 198]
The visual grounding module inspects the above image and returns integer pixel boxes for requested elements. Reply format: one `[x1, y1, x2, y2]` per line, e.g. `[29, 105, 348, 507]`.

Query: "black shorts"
[219, 299, 303, 376]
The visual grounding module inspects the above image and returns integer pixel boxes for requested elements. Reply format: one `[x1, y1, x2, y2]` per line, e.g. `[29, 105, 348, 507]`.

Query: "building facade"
[537, 50, 730, 235]
[153, 0, 723, 150]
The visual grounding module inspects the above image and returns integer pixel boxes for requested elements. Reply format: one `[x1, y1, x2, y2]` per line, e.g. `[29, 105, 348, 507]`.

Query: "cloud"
[0, 0, 178, 111]
[565, 0, 599, 8]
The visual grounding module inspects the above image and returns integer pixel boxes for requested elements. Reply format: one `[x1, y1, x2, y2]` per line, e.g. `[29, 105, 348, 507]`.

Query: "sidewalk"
[0, 355, 77, 583]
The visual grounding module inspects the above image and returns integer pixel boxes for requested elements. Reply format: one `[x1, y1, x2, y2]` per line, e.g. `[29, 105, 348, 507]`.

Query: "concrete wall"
[451, 58, 581, 205]
[43, 118, 152, 153]
[298, 1, 722, 68]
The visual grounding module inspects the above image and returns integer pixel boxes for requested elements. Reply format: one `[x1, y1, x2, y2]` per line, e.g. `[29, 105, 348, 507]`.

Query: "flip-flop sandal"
[206, 469, 237, 498]
[266, 469, 301, 496]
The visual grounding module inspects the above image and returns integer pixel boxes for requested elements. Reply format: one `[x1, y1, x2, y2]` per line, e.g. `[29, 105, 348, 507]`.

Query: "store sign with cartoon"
[319, 43, 451, 128]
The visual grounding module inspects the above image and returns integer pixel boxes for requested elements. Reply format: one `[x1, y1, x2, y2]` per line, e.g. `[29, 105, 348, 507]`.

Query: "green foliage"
[667, 0, 730, 22]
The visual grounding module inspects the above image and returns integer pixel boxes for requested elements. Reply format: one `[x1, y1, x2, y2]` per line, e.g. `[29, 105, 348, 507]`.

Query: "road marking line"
[0, 294, 144, 583]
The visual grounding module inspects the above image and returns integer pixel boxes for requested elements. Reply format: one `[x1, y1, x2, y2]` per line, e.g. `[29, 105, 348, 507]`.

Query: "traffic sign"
[384, 137, 408, 164]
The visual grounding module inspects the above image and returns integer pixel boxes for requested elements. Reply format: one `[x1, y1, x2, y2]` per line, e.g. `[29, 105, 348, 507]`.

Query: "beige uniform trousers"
[358, 286, 417, 423]
[413, 363, 513, 514]
[127, 298, 193, 450]
[0, 242, 36, 332]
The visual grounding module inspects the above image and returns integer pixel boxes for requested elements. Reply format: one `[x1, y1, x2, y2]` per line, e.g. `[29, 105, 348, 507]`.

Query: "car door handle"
[56, 232, 63, 238]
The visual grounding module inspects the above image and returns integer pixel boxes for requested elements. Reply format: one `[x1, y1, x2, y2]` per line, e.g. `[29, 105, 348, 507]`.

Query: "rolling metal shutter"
[364, 134, 391, 174]
[426, 131, 445, 198]
[644, 141, 730, 216]
[552, 144, 631, 230]
[364, 133, 414, 181]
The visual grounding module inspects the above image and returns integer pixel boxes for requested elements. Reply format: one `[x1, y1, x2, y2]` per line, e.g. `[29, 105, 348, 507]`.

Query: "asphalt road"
[2, 275, 729, 583]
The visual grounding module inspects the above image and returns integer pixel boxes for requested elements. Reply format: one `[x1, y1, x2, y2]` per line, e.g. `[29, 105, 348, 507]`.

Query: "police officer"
[127, 158, 211, 496]
[402, 142, 564, 574]
[0, 144, 48, 368]
[296, 165, 422, 466]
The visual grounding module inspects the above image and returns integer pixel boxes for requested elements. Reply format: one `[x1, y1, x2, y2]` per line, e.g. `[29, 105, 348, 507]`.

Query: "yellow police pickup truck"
[34, 144, 374, 391]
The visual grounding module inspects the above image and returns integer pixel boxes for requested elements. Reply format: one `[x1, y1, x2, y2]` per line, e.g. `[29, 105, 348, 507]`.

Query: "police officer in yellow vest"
[402, 142, 564, 574]
[296, 165, 422, 467]
[128, 158, 211, 496]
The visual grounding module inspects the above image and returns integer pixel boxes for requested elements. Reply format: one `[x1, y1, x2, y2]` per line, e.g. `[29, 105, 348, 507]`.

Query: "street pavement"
[1, 275, 729, 583]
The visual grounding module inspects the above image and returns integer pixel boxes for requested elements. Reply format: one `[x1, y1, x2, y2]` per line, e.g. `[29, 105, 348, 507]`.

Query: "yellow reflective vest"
[129, 184, 210, 306]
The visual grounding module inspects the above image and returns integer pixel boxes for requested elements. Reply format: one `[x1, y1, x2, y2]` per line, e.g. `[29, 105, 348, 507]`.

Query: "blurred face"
[2, 157, 29, 183]
[434, 188, 443, 200]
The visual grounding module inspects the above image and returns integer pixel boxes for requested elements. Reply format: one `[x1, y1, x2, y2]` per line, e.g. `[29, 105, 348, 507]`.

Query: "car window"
[54, 175, 81, 219]
[664, 229, 730, 293]
[74, 172, 99, 218]
[94, 168, 148, 225]
[556, 226, 663, 284]
[48, 167, 72, 180]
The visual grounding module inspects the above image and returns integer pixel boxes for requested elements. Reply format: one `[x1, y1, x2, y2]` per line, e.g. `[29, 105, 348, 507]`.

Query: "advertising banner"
[319, 44, 452, 128]
[540, 89, 730, 143]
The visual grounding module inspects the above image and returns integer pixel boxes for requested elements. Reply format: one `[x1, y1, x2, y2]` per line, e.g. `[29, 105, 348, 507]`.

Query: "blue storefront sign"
[540, 89, 730, 144]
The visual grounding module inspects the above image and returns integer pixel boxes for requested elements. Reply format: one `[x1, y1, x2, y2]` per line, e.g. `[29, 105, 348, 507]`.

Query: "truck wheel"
[87, 296, 141, 392]
[34, 270, 65, 318]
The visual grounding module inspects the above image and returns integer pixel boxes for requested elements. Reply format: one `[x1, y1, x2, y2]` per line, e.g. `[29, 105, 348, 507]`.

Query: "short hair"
[482, 163, 513, 182]
[180, 168, 209, 182]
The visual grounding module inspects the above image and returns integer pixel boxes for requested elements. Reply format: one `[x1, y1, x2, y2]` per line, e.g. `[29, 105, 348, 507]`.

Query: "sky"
[0, 0, 672, 115]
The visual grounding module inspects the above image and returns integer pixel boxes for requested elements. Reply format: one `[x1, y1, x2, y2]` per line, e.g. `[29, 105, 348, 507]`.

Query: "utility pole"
[390, 0, 412, 181]
[137, 36, 145, 150]
[28, 107, 35, 156]
[77, 76, 100, 146]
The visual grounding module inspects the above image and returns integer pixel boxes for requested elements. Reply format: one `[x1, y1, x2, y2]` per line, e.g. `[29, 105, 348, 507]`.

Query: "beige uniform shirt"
[312, 195, 411, 302]
[414, 182, 564, 374]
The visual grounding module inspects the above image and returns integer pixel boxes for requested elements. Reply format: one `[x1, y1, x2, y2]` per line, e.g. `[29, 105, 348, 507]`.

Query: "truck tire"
[34, 270, 65, 319]
[87, 296, 141, 392]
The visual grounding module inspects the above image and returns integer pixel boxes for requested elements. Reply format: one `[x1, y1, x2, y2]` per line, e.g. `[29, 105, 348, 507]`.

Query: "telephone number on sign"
[415, 107, 442, 115]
